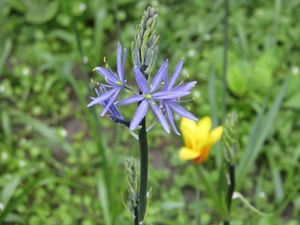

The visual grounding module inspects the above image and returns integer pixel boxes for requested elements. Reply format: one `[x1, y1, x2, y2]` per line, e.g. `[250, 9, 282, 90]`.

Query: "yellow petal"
[196, 116, 212, 143]
[208, 126, 223, 147]
[180, 118, 197, 150]
[179, 147, 201, 160]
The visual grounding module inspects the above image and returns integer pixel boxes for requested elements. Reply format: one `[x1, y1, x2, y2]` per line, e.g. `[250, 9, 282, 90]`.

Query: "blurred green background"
[0, 0, 300, 224]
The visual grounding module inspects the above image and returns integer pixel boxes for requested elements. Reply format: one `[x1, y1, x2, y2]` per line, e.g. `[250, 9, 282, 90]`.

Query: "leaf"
[249, 50, 276, 92]
[25, 0, 58, 25]
[283, 92, 300, 109]
[227, 62, 249, 97]
[0, 177, 40, 222]
[97, 171, 112, 225]
[236, 72, 291, 190]
[11, 110, 75, 154]
[0, 175, 21, 206]
[0, 38, 12, 75]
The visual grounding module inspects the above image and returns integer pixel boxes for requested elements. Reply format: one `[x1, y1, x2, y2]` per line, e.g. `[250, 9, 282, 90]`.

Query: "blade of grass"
[72, 16, 114, 222]
[266, 149, 284, 202]
[0, 177, 40, 222]
[199, 167, 227, 218]
[94, 7, 107, 65]
[0, 175, 21, 206]
[236, 72, 291, 189]
[1, 109, 12, 147]
[97, 170, 112, 225]
[208, 67, 223, 168]
[0, 38, 12, 75]
[11, 110, 75, 154]
[3, 213, 26, 224]
[222, 0, 229, 122]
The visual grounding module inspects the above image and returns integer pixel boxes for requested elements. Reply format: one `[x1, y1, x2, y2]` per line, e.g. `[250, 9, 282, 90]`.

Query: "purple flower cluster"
[88, 42, 197, 135]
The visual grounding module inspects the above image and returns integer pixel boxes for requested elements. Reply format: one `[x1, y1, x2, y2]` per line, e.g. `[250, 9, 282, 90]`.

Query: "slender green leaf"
[0, 175, 20, 206]
[97, 170, 112, 225]
[0, 38, 12, 75]
[11, 110, 74, 154]
[266, 150, 284, 202]
[0, 177, 40, 222]
[1, 109, 12, 146]
[236, 73, 291, 189]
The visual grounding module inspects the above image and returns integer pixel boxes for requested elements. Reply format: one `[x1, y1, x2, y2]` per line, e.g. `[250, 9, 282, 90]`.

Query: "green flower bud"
[222, 112, 239, 165]
[132, 7, 159, 77]
[125, 157, 139, 213]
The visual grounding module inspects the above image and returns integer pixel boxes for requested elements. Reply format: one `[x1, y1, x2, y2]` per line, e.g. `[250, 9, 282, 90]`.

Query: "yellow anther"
[192, 97, 196, 101]
[92, 68, 96, 72]
[103, 56, 107, 62]
[90, 78, 94, 83]
[179, 80, 183, 86]
[186, 74, 189, 78]
[150, 84, 153, 89]
[161, 81, 165, 84]
[187, 106, 191, 111]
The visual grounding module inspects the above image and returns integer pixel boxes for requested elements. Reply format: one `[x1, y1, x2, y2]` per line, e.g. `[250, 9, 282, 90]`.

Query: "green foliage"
[1, 0, 299, 224]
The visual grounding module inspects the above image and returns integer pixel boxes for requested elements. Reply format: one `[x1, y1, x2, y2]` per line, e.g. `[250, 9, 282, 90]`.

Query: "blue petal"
[152, 90, 190, 100]
[116, 95, 144, 105]
[117, 42, 126, 81]
[101, 89, 120, 116]
[95, 67, 119, 85]
[167, 101, 198, 121]
[168, 58, 184, 90]
[133, 66, 149, 93]
[130, 100, 149, 130]
[87, 88, 116, 107]
[107, 102, 123, 119]
[117, 42, 122, 80]
[165, 104, 180, 135]
[175, 81, 197, 92]
[149, 101, 170, 133]
[150, 60, 169, 93]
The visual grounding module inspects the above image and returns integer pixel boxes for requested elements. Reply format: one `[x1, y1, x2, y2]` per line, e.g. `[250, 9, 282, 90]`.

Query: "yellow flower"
[179, 116, 223, 164]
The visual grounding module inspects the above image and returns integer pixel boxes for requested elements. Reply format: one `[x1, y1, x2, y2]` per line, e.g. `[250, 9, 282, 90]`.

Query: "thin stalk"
[227, 164, 235, 211]
[72, 17, 111, 201]
[195, 165, 201, 225]
[137, 68, 149, 224]
[138, 118, 148, 223]
[134, 206, 139, 225]
[113, 0, 121, 42]
[223, 163, 235, 225]
[222, 0, 229, 121]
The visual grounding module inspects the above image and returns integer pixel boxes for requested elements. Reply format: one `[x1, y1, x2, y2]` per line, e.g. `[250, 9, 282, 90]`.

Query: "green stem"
[73, 17, 112, 217]
[138, 118, 148, 223]
[223, 164, 235, 225]
[195, 165, 201, 225]
[222, 0, 229, 121]
[227, 164, 235, 210]
[134, 206, 139, 225]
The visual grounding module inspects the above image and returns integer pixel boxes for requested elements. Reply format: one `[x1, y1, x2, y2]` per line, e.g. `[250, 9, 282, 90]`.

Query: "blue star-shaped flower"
[87, 42, 126, 116]
[90, 86, 130, 127]
[117, 60, 191, 133]
[160, 58, 198, 135]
